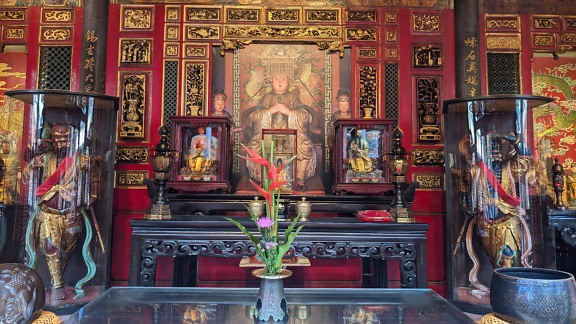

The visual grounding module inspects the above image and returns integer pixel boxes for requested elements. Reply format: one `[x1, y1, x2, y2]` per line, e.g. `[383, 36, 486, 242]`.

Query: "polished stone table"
[129, 216, 428, 288]
[67, 287, 472, 323]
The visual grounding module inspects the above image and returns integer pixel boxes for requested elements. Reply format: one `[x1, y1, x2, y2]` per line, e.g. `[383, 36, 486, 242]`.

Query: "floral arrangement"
[226, 141, 304, 276]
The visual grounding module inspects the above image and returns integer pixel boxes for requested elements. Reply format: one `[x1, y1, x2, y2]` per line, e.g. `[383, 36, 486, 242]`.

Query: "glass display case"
[168, 116, 233, 193]
[5, 89, 118, 310]
[443, 95, 553, 310]
[262, 129, 297, 193]
[332, 119, 394, 195]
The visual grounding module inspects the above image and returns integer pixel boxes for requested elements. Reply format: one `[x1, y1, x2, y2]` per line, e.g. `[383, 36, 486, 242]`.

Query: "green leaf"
[275, 225, 304, 269]
[225, 217, 261, 248]
[283, 212, 302, 244]
[242, 204, 265, 236]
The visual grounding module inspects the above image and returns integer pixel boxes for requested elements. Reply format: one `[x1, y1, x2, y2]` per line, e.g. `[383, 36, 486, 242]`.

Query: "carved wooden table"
[129, 216, 428, 288]
[548, 209, 576, 275]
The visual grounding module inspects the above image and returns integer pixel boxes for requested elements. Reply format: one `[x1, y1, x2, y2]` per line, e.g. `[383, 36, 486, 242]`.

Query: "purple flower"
[264, 241, 277, 249]
[257, 217, 274, 228]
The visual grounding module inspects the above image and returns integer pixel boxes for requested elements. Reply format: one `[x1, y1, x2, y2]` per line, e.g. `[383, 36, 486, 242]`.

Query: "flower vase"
[252, 268, 292, 322]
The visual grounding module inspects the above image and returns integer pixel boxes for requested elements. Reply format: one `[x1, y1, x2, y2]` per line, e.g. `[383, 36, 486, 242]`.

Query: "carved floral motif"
[0, 10, 25, 21]
[359, 66, 377, 118]
[416, 77, 441, 141]
[120, 73, 146, 139]
[117, 146, 149, 163]
[185, 45, 207, 57]
[534, 35, 554, 46]
[486, 34, 521, 49]
[184, 63, 205, 116]
[534, 17, 559, 29]
[267, 9, 299, 22]
[305, 9, 339, 23]
[186, 26, 220, 40]
[413, 13, 440, 32]
[413, 45, 442, 68]
[346, 28, 377, 41]
[412, 149, 444, 166]
[359, 48, 377, 59]
[347, 10, 376, 22]
[41, 28, 71, 41]
[225, 25, 340, 39]
[123, 8, 152, 29]
[226, 8, 260, 22]
[117, 171, 147, 186]
[414, 174, 442, 189]
[560, 33, 576, 43]
[566, 18, 576, 30]
[43, 9, 73, 22]
[5, 28, 24, 39]
[485, 16, 519, 31]
[120, 39, 152, 64]
[187, 8, 220, 21]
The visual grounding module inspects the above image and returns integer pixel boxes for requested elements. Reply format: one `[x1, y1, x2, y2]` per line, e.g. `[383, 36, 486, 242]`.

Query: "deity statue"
[275, 158, 292, 191]
[566, 163, 576, 205]
[0, 137, 20, 203]
[242, 67, 319, 189]
[187, 127, 218, 175]
[22, 123, 100, 300]
[211, 89, 232, 119]
[347, 129, 373, 173]
[331, 89, 352, 122]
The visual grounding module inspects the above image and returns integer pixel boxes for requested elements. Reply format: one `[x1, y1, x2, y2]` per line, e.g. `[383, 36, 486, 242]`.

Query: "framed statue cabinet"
[332, 119, 395, 195]
[168, 116, 233, 193]
[443, 95, 554, 311]
[5, 89, 119, 308]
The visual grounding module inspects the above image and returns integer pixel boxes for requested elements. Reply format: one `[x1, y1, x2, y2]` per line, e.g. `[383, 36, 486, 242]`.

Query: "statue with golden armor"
[0, 135, 20, 203]
[344, 128, 383, 183]
[186, 126, 219, 178]
[444, 95, 553, 302]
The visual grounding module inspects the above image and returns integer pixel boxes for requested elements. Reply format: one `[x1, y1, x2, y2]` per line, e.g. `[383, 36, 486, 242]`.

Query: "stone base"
[391, 207, 414, 223]
[146, 204, 172, 220]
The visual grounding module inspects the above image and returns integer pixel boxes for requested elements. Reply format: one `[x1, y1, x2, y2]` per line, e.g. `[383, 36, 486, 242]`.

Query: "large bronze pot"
[491, 267, 576, 323]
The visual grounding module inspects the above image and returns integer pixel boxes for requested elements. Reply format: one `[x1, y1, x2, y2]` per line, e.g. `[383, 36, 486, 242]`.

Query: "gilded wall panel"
[183, 61, 207, 116]
[559, 33, 576, 43]
[412, 149, 444, 166]
[304, 9, 340, 24]
[412, 173, 443, 189]
[185, 25, 220, 40]
[116, 146, 150, 163]
[165, 24, 180, 41]
[119, 72, 148, 139]
[486, 33, 521, 50]
[485, 15, 520, 32]
[40, 27, 72, 42]
[385, 30, 397, 42]
[185, 6, 220, 21]
[184, 44, 208, 58]
[416, 76, 441, 142]
[345, 28, 377, 41]
[225, 7, 260, 23]
[533, 16, 560, 30]
[358, 65, 378, 118]
[164, 43, 179, 57]
[533, 33, 555, 47]
[385, 11, 397, 24]
[266, 8, 300, 23]
[42, 9, 73, 23]
[116, 170, 148, 187]
[0, 9, 25, 21]
[565, 17, 576, 30]
[225, 25, 340, 40]
[3, 27, 26, 42]
[346, 10, 377, 23]
[413, 45, 442, 68]
[120, 39, 152, 65]
[121, 6, 153, 30]
[413, 12, 440, 33]
[358, 47, 377, 59]
[165, 6, 181, 22]
[385, 47, 398, 59]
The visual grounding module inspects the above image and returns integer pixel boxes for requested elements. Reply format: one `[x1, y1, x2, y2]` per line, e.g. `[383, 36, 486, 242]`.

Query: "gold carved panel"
[266, 8, 300, 23]
[4, 27, 26, 41]
[533, 16, 560, 30]
[117, 146, 150, 163]
[533, 33, 554, 47]
[385, 11, 397, 24]
[412, 173, 443, 189]
[304, 9, 340, 24]
[185, 6, 220, 22]
[413, 12, 440, 33]
[416, 76, 441, 142]
[358, 47, 377, 59]
[345, 28, 377, 41]
[183, 61, 208, 116]
[485, 15, 519, 32]
[385, 47, 398, 59]
[225, 7, 260, 23]
[185, 25, 221, 40]
[165, 43, 179, 57]
[224, 25, 340, 40]
[359, 65, 378, 118]
[486, 33, 521, 50]
[165, 24, 180, 41]
[122, 6, 153, 30]
[42, 9, 73, 23]
[40, 27, 72, 42]
[165, 6, 180, 22]
[413, 45, 442, 68]
[560, 33, 576, 43]
[119, 72, 148, 139]
[565, 17, 576, 31]
[120, 39, 152, 65]
[0, 9, 25, 21]
[346, 10, 377, 23]
[412, 149, 444, 166]
[385, 30, 397, 42]
[116, 170, 148, 187]
[184, 44, 208, 58]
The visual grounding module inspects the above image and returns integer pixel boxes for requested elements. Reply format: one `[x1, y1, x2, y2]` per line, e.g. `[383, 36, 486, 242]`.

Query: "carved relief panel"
[359, 65, 378, 118]
[120, 39, 152, 65]
[119, 72, 148, 139]
[413, 45, 442, 68]
[415, 77, 441, 142]
[182, 61, 208, 116]
[121, 6, 153, 31]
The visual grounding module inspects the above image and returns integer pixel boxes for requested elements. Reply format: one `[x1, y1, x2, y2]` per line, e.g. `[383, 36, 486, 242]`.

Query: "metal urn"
[296, 197, 311, 221]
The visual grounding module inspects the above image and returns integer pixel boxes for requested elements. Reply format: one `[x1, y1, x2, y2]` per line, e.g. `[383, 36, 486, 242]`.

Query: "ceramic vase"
[490, 267, 576, 323]
[252, 268, 292, 322]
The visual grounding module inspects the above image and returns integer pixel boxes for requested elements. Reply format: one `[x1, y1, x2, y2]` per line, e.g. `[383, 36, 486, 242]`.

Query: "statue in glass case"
[345, 128, 382, 183]
[0, 136, 20, 203]
[183, 127, 219, 180]
[22, 122, 100, 300]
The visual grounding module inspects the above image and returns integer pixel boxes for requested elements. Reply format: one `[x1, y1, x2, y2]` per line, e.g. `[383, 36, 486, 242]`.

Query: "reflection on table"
[68, 287, 472, 323]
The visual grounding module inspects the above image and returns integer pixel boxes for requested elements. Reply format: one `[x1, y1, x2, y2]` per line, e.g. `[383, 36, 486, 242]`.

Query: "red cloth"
[35, 153, 78, 197]
[356, 210, 394, 222]
[477, 160, 521, 207]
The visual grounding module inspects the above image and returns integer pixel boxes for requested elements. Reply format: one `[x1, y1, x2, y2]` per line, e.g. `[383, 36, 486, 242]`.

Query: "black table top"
[67, 287, 472, 323]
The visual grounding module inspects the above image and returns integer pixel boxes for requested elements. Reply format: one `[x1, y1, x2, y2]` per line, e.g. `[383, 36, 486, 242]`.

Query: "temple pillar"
[454, 0, 481, 98]
[80, 0, 108, 93]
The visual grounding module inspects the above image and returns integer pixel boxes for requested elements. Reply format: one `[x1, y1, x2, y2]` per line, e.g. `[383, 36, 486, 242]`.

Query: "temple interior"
[0, 0, 576, 323]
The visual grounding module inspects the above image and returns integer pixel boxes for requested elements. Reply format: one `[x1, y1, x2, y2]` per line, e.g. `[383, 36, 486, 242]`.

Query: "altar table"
[69, 287, 472, 323]
[129, 216, 428, 288]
